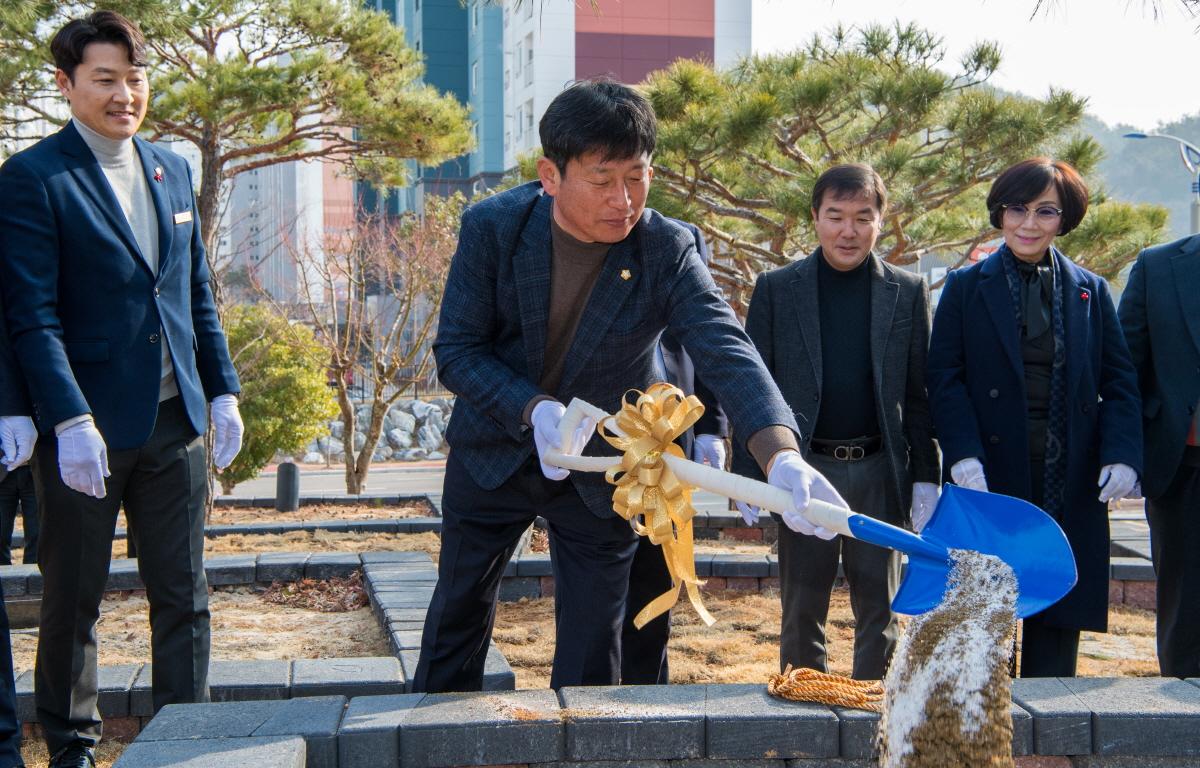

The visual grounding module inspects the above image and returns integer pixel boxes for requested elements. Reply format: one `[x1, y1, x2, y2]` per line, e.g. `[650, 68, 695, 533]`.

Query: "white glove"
[766, 450, 844, 539]
[950, 457, 988, 492]
[1098, 463, 1138, 503]
[1127, 482, 1143, 500]
[0, 415, 37, 470]
[58, 418, 109, 498]
[734, 500, 759, 526]
[531, 399, 595, 481]
[910, 482, 940, 533]
[211, 394, 244, 470]
[692, 433, 726, 469]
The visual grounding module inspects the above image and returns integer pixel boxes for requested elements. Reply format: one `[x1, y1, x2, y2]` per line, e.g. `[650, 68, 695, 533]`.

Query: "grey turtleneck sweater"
[74, 118, 178, 404]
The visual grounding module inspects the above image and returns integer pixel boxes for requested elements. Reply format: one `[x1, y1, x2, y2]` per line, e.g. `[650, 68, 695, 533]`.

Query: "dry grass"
[207, 502, 433, 525]
[21, 739, 125, 767]
[494, 587, 1161, 689]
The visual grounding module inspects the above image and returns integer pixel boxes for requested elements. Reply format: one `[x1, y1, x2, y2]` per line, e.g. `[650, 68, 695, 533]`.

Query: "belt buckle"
[833, 444, 865, 461]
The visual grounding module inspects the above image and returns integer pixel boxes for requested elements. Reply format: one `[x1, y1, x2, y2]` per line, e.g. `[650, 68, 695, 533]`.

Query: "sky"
[751, 0, 1198, 130]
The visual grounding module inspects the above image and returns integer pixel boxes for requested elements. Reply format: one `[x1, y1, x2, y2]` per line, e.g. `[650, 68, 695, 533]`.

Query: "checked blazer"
[434, 181, 797, 518]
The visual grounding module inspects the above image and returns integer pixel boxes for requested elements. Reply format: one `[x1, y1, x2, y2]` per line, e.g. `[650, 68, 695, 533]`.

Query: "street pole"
[1123, 132, 1200, 235]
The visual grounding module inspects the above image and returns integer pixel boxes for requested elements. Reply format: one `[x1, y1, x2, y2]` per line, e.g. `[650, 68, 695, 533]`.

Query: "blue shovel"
[550, 398, 1078, 618]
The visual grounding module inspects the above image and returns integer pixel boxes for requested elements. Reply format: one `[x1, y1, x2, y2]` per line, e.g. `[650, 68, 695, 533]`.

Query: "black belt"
[810, 435, 883, 461]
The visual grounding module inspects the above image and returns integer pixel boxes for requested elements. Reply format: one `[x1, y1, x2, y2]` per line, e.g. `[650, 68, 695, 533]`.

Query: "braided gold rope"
[767, 665, 885, 712]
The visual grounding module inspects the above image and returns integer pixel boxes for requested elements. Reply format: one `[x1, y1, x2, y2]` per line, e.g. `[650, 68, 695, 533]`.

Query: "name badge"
[173, 211, 193, 224]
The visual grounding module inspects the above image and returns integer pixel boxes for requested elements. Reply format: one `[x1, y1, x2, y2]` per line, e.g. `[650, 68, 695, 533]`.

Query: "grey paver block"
[98, 663, 142, 717]
[106, 559, 144, 591]
[367, 569, 437, 583]
[705, 684, 838, 759]
[1012, 677, 1092, 755]
[137, 700, 286, 740]
[131, 664, 154, 716]
[483, 645, 516, 691]
[361, 551, 431, 565]
[304, 552, 362, 579]
[255, 695, 347, 768]
[559, 684, 706, 761]
[384, 608, 429, 625]
[406, 517, 441, 533]
[516, 553, 553, 576]
[208, 659, 291, 702]
[338, 693, 424, 768]
[499, 576, 541, 600]
[767, 554, 780, 578]
[390, 630, 423, 651]
[401, 689, 563, 768]
[205, 554, 258, 585]
[834, 706, 880, 759]
[1012, 701, 1033, 756]
[15, 670, 34, 724]
[1, 564, 36, 597]
[1063, 677, 1200, 756]
[256, 552, 310, 583]
[693, 553, 714, 577]
[291, 657, 404, 698]
[710, 554, 770, 577]
[113, 735, 305, 767]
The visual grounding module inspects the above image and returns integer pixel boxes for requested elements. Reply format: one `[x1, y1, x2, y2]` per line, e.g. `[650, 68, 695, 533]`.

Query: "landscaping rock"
[417, 424, 443, 453]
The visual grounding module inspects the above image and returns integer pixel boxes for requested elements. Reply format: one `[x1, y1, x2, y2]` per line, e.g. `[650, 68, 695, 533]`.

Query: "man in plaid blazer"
[415, 78, 846, 693]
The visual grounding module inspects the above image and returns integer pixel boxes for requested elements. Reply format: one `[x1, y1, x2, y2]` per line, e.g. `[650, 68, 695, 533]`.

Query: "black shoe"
[48, 743, 94, 768]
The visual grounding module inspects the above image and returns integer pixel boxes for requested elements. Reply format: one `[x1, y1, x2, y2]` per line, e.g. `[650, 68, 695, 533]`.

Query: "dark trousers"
[415, 452, 638, 692]
[0, 466, 37, 565]
[1146, 448, 1200, 678]
[1019, 614, 1080, 677]
[777, 451, 900, 680]
[620, 535, 672, 684]
[0, 580, 21, 767]
[32, 397, 209, 753]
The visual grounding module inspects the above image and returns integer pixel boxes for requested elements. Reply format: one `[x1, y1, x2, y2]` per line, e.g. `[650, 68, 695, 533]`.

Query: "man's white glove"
[1098, 463, 1138, 503]
[734, 500, 759, 526]
[950, 457, 988, 492]
[767, 450, 844, 539]
[910, 482, 940, 533]
[211, 394, 244, 470]
[531, 400, 595, 481]
[0, 415, 37, 470]
[58, 418, 109, 498]
[692, 433, 726, 469]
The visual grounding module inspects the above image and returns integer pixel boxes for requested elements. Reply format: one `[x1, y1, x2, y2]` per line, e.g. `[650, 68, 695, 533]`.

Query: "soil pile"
[878, 550, 1018, 768]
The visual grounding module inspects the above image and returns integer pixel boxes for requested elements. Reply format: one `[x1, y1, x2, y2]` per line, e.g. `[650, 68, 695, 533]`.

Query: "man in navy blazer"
[0, 13, 241, 766]
[416, 78, 844, 693]
[1119, 234, 1200, 677]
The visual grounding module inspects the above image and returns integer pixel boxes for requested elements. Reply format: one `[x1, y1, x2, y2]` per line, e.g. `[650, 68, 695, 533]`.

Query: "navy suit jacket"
[0, 122, 239, 450]
[927, 247, 1142, 631]
[435, 181, 795, 518]
[1118, 234, 1200, 499]
[0, 292, 29, 418]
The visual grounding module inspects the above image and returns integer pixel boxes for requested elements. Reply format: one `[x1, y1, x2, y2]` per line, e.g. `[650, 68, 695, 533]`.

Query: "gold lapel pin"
[620, 269, 632, 281]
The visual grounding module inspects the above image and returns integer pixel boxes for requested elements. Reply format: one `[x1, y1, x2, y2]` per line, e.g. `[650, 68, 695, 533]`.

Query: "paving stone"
[1, 564, 36, 597]
[15, 670, 34, 724]
[254, 695, 347, 768]
[367, 569, 438, 583]
[1062, 677, 1200, 756]
[204, 554, 258, 586]
[500, 576, 542, 600]
[1012, 677, 1092, 755]
[540, 762, 668, 768]
[136, 700, 287, 741]
[106, 559, 144, 591]
[208, 659, 291, 702]
[516, 554, 553, 576]
[292, 657, 405, 698]
[405, 517, 441, 533]
[305, 552, 362, 579]
[1068, 758, 1200, 767]
[693, 553, 714, 578]
[1110, 557, 1155, 581]
[98, 664, 142, 717]
[401, 689, 563, 768]
[559, 684, 706, 761]
[256, 552, 310, 583]
[390, 630, 423, 651]
[483, 645, 517, 691]
[371, 589, 434, 606]
[113, 735, 305, 767]
[384, 608, 429, 626]
[131, 663, 154, 716]
[338, 693, 425, 768]
[704, 683, 837, 759]
[767, 554, 780, 578]
[361, 551, 432, 565]
[1013, 701, 1034, 756]
[710, 554, 770, 578]
[344, 520, 403, 534]
[834, 706, 880, 759]
[399, 650, 420, 692]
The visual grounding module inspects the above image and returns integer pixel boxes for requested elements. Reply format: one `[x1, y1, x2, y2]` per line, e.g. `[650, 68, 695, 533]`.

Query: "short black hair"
[51, 10, 147, 82]
[811, 163, 888, 216]
[986, 158, 1089, 234]
[539, 77, 657, 175]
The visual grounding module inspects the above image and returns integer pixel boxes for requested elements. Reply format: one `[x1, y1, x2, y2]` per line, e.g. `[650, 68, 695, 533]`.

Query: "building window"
[472, 60, 479, 93]
[472, 2, 479, 29]
[414, 0, 419, 10]
[504, 67, 510, 91]
[515, 106, 523, 139]
[513, 43, 522, 75]
[504, 129, 510, 150]
[524, 0, 533, 19]
[525, 35, 534, 85]
[525, 99, 534, 136]
[415, 39, 421, 53]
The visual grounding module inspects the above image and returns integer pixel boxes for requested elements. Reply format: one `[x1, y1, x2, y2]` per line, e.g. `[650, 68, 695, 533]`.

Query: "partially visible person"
[0, 464, 37, 566]
[1118, 233, 1200, 678]
[621, 220, 728, 685]
[927, 157, 1141, 677]
[732, 163, 940, 680]
[0, 12, 242, 766]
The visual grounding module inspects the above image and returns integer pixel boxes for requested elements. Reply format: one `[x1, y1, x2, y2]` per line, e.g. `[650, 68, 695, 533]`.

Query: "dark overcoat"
[927, 247, 1142, 631]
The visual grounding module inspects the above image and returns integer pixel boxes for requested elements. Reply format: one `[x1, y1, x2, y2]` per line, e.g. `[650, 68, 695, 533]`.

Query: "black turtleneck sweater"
[813, 252, 880, 441]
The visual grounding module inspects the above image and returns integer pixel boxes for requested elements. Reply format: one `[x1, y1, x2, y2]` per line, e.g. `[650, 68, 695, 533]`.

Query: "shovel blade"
[891, 485, 1078, 619]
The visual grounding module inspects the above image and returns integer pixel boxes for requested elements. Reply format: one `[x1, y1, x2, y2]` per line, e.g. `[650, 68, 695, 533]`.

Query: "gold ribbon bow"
[599, 383, 716, 628]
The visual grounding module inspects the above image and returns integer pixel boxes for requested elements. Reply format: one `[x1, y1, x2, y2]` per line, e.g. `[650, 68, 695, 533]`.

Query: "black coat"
[927, 248, 1142, 631]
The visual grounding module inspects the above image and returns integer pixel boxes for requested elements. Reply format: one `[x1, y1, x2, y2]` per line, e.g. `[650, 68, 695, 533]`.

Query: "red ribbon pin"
[1080, 290, 1089, 301]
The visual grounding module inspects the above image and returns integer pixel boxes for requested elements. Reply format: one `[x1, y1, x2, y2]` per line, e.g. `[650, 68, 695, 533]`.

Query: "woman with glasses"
[926, 157, 1143, 676]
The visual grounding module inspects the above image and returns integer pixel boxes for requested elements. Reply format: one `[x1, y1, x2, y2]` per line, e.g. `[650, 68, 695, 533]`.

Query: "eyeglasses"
[1001, 203, 1063, 225]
